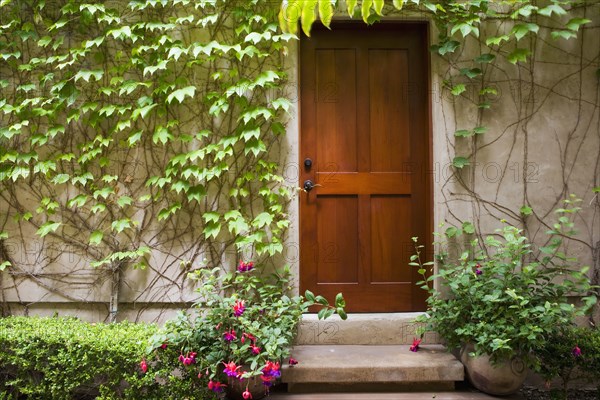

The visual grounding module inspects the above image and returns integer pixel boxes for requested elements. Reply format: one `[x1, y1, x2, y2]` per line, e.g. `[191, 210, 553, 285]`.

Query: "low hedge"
[0, 316, 158, 400]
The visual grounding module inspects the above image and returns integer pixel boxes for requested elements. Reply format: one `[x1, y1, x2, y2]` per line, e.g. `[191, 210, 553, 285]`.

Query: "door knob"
[303, 180, 315, 192]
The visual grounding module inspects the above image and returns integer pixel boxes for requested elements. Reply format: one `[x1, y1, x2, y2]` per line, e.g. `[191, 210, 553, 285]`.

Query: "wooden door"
[299, 23, 431, 312]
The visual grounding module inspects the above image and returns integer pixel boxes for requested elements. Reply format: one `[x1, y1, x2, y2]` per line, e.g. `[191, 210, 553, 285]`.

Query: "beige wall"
[2, 9, 599, 322]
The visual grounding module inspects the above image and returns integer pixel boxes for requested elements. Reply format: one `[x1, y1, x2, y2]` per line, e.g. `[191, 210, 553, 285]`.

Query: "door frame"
[297, 21, 434, 312]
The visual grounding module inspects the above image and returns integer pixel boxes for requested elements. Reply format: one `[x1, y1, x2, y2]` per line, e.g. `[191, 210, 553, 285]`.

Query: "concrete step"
[282, 345, 464, 392]
[296, 313, 441, 345]
[269, 391, 525, 399]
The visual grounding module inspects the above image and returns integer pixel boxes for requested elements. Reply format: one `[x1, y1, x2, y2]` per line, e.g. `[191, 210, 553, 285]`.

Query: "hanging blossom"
[233, 299, 246, 317]
[178, 352, 197, 366]
[289, 357, 298, 366]
[238, 260, 254, 272]
[410, 338, 422, 352]
[224, 329, 237, 342]
[223, 361, 241, 378]
[208, 380, 226, 393]
[475, 263, 483, 276]
[251, 344, 261, 355]
[261, 360, 281, 387]
[242, 388, 253, 399]
[139, 359, 148, 374]
[572, 345, 582, 357]
[241, 332, 256, 344]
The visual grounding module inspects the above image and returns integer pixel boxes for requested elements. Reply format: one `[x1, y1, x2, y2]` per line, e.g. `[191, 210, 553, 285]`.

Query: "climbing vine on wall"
[0, 0, 293, 319]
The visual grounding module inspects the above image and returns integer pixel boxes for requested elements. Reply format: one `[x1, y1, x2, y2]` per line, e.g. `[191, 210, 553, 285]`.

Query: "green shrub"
[536, 325, 600, 399]
[0, 316, 161, 399]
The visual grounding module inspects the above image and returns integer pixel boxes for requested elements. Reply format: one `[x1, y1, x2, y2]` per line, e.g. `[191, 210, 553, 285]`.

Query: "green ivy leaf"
[393, 0, 405, 10]
[507, 48, 530, 64]
[37, 221, 61, 237]
[566, 18, 591, 32]
[474, 53, 495, 63]
[89, 230, 104, 245]
[511, 23, 539, 41]
[318, 0, 333, 27]
[462, 221, 475, 234]
[111, 219, 131, 234]
[520, 205, 533, 216]
[551, 30, 577, 40]
[252, 212, 273, 229]
[454, 129, 472, 138]
[0, 261, 10, 271]
[166, 86, 196, 104]
[445, 226, 458, 238]
[361, 0, 373, 23]
[452, 156, 470, 169]
[451, 84, 466, 96]
[473, 126, 487, 135]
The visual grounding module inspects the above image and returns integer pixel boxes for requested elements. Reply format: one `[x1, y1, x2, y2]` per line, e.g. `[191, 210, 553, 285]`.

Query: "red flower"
[208, 380, 226, 393]
[224, 329, 237, 342]
[242, 389, 253, 399]
[223, 361, 241, 377]
[289, 357, 298, 366]
[233, 299, 246, 317]
[410, 338, 422, 352]
[251, 344, 261, 355]
[238, 260, 254, 272]
[139, 359, 148, 373]
[160, 342, 168, 349]
[475, 263, 483, 275]
[572, 345, 582, 357]
[242, 332, 256, 344]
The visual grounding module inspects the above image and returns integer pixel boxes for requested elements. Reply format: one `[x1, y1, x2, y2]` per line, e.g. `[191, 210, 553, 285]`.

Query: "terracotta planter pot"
[460, 344, 527, 396]
[226, 375, 266, 400]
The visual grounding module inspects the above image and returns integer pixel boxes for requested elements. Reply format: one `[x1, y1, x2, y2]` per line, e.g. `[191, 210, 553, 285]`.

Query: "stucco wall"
[1, 7, 598, 322]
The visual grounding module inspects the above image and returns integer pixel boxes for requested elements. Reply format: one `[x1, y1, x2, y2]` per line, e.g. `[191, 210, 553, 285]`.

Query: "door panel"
[300, 23, 430, 312]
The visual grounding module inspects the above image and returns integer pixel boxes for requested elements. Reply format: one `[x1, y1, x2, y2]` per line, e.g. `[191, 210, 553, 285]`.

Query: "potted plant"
[411, 198, 597, 396]
[145, 261, 346, 399]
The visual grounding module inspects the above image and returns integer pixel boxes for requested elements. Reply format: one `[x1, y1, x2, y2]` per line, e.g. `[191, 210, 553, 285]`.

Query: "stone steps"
[269, 391, 525, 399]
[281, 344, 464, 392]
[296, 313, 441, 345]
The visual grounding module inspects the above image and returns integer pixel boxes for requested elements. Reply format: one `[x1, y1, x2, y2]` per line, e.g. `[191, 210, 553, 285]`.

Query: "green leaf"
[566, 18, 591, 32]
[305, 290, 316, 302]
[117, 196, 133, 207]
[361, 0, 373, 23]
[474, 53, 495, 63]
[445, 226, 458, 238]
[473, 126, 487, 135]
[593, 187, 600, 193]
[393, 0, 404, 10]
[538, 5, 566, 17]
[37, 221, 61, 237]
[454, 129, 472, 138]
[203, 212, 220, 224]
[346, 0, 357, 16]
[318, 0, 333, 27]
[452, 156, 470, 169]
[301, 0, 317, 36]
[337, 308, 348, 320]
[551, 30, 577, 40]
[0, 261, 10, 271]
[433, 40, 460, 55]
[373, 0, 384, 15]
[111, 219, 132, 234]
[485, 35, 509, 46]
[511, 23, 539, 41]
[520, 205, 533, 216]
[507, 48, 530, 64]
[462, 221, 475, 234]
[0, 231, 8, 240]
[89, 230, 103, 245]
[460, 68, 482, 79]
[252, 212, 273, 228]
[166, 86, 196, 104]
[203, 221, 221, 239]
[450, 84, 466, 96]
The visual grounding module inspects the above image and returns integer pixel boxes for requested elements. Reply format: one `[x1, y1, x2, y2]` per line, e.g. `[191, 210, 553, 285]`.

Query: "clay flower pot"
[460, 344, 527, 396]
[226, 374, 266, 400]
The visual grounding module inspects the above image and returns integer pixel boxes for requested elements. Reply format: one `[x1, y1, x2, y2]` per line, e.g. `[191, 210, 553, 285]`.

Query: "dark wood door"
[299, 23, 431, 312]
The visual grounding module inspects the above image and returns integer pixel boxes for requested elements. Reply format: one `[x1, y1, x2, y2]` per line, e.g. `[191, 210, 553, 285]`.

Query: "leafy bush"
[412, 197, 597, 366]
[0, 316, 160, 400]
[536, 325, 600, 399]
[145, 262, 345, 398]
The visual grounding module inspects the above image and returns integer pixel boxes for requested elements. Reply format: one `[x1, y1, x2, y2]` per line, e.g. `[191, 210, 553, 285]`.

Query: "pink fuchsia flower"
[178, 354, 184, 363]
[224, 329, 237, 342]
[242, 389, 253, 399]
[410, 338, 422, 352]
[208, 380, 226, 393]
[572, 345, 582, 357]
[238, 260, 254, 272]
[233, 300, 246, 317]
[160, 342, 168, 349]
[197, 371, 203, 379]
[223, 361, 241, 377]
[262, 361, 281, 379]
[475, 263, 483, 275]
[251, 344, 261, 355]
[139, 359, 148, 373]
[289, 357, 298, 366]
[241, 332, 256, 344]
[260, 374, 274, 387]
